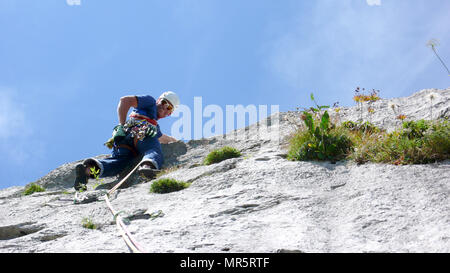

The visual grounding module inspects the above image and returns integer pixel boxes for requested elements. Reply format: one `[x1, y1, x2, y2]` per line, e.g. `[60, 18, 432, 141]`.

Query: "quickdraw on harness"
[104, 113, 158, 157]
[124, 113, 158, 141]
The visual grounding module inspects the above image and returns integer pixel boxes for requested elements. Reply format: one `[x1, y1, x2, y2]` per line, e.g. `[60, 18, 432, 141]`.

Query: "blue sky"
[1, 0, 449, 189]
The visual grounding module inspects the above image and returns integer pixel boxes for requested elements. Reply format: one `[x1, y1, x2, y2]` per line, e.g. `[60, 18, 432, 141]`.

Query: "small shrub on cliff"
[203, 146, 241, 165]
[341, 120, 381, 134]
[401, 119, 430, 139]
[287, 126, 353, 162]
[288, 91, 449, 165]
[81, 217, 97, 230]
[349, 119, 449, 164]
[150, 178, 190, 194]
[287, 93, 353, 162]
[23, 183, 45, 196]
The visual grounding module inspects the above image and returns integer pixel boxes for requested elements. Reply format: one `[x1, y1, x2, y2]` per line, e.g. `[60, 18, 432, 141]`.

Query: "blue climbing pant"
[93, 134, 163, 178]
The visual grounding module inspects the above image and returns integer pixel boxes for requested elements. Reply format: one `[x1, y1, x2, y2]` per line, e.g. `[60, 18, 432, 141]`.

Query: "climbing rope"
[107, 161, 142, 196]
[103, 162, 148, 253]
[104, 194, 146, 253]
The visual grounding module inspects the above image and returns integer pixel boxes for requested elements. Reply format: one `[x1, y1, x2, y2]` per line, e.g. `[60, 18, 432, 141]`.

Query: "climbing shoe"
[83, 158, 101, 179]
[137, 162, 157, 180]
[73, 163, 89, 191]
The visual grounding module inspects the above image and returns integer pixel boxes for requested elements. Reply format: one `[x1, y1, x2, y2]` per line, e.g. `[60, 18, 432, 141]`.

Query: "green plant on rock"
[348, 119, 449, 165]
[288, 126, 353, 162]
[23, 183, 45, 196]
[288, 90, 449, 165]
[150, 178, 191, 194]
[90, 166, 104, 190]
[301, 93, 331, 137]
[341, 120, 381, 134]
[287, 93, 353, 161]
[81, 217, 97, 229]
[401, 119, 430, 139]
[203, 146, 241, 165]
[420, 119, 450, 161]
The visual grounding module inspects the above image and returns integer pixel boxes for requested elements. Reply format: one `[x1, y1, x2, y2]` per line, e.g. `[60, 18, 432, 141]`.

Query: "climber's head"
[156, 91, 179, 119]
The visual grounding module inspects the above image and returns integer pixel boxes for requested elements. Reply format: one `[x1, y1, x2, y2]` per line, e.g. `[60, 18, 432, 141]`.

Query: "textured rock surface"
[0, 88, 449, 253]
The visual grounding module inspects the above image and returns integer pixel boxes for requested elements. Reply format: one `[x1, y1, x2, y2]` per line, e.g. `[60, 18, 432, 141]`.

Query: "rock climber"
[73, 91, 180, 191]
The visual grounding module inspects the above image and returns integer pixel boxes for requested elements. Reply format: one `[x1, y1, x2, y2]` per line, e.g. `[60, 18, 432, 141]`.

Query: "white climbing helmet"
[159, 91, 180, 109]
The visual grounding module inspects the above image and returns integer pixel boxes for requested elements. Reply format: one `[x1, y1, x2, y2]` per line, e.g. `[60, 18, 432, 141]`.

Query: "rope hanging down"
[103, 162, 148, 253]
[104, 194, 146, 253]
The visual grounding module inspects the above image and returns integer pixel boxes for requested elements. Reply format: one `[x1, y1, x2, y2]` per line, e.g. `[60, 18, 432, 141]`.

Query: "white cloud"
[0, 87, 42, 164]
[263, 1, 450, 104]
[366, 0, 381, 6]
[0, 88, 31, 139]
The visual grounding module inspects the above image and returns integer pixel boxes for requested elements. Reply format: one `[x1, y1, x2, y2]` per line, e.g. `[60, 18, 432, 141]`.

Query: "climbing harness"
[105, 113, 159, 157]
[128, 113, 158, 126]
[124, 113, 158, 141]
[124, 119, 156, 141]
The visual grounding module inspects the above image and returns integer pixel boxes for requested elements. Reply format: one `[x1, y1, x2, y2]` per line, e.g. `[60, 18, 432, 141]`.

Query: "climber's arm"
[117, 96, 138, 125]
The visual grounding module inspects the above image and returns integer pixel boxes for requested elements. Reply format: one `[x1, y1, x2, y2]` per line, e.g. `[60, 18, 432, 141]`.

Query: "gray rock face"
[0, 88, 449, 253]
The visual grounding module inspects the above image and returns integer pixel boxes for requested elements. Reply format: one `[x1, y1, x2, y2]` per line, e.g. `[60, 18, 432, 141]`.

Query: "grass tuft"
[287, 125, 353, 162]
[288, 92, 449, 165]
[150, 178, 190, 194]
[81, 217, 97, 229]
[203, 146, 241, 165]
[23, 183, 45, 196]
[346, 119, 449, 165]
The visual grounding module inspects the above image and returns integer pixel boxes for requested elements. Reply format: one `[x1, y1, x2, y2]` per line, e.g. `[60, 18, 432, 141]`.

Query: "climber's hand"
[145, 124, 157, 138]
[112, 124, 126, 142]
